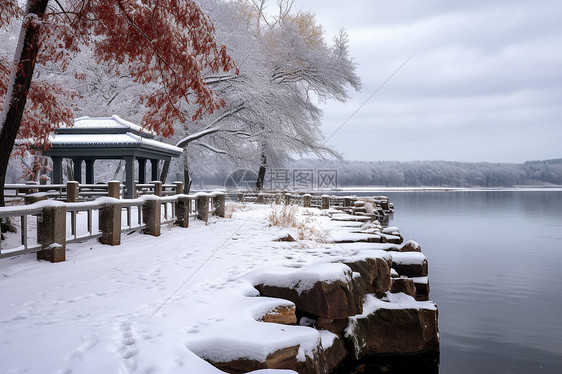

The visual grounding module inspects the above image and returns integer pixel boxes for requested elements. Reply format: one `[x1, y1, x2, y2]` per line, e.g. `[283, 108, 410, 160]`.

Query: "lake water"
[336, 189, 562, 374]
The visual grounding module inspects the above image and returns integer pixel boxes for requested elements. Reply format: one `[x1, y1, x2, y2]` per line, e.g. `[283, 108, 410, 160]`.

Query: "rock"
[314, 318, 350, 336]
[213, 345, 328, 374]
[343, 257, 391, 295]
[345, 294, 439, 359]
[382, 233, 403, 244]
[259, 304, 297, 325]
[253, 264, 363, 319]
[412, 277, 430, 301]
[275, 231, 297, 242]
[401, 240, 421, 252]
[391, 252, 428, 277]
[390, 278, 416, 298]
[382, 227, 400, 236]
[320, 331, 347, 371]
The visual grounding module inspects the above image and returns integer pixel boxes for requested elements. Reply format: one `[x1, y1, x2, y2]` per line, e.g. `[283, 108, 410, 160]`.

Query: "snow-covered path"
[0, 204, 358, 374]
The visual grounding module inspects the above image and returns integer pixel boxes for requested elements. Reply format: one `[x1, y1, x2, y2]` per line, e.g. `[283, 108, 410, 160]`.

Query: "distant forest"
[192, 158, 562, 188]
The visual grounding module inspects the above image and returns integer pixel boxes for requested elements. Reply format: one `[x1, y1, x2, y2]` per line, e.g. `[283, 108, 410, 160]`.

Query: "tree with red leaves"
[0, 0, 237, 206]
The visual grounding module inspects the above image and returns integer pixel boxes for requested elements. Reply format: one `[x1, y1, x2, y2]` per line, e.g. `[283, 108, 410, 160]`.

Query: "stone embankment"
[196, 197, 439, 374]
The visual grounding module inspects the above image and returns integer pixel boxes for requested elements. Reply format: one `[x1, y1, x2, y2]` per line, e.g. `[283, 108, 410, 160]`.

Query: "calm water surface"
[338, 190, 562, 374]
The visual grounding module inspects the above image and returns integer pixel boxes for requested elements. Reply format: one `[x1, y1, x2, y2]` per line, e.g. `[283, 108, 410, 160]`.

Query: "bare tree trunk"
[0, 0, 50, 207]
[256, 152, 267, 190]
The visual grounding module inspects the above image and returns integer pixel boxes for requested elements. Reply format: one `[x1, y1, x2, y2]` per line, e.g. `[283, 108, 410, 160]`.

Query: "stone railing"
[0, 191, 225, 262]
[3, 180, 185, 204]
[230, 191, 393, 217]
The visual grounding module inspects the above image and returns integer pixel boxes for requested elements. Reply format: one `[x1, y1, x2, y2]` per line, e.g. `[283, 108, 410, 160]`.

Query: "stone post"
[25, 181, 39, 194]
[108, 181, 121, 199]
[176, 196, 191, 228]
[285, 193, 291, 205]
[321, 195, 330, 210]
[303, 194, 312, 208]
[214, 193, 226, 218]
[257, 193, 265, 204]
[37, 205, 66, 262]
[142, 198, 161, 236]
[66, 181, 79, 202]
[174, 181, 183, 195]
[152, 181, 162, 196]
[99, 202, 121, 245]
[197, 194, 209, 222]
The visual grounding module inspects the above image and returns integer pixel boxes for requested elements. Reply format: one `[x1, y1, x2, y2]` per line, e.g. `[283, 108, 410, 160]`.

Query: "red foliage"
[16, 79, 79, 151]
[1, 0, 238, 146]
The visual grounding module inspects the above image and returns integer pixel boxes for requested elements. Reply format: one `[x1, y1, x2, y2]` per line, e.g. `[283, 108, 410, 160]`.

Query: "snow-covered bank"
[0, 202, 436, 373]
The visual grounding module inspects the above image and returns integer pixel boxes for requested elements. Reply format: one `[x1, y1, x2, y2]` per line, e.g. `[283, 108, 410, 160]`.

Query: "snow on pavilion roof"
[44, 115, 182, 158]
[56, 115, 157, 137]
[48, 132, 182, 155]
[76, 115, 142, 129]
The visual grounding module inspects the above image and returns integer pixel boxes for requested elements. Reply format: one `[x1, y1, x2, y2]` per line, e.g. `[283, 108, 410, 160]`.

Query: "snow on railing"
[0, 192, 226, 262]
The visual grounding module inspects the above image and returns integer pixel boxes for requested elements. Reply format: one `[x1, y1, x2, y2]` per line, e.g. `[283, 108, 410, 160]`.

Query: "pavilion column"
[138, 158, 147, 184]
[52, 156, 63, 184]
[125, 155, 136, 199]
[151, 159, 159, 182]
[72, 158, 82, 183]
[85, 160, 95, 184]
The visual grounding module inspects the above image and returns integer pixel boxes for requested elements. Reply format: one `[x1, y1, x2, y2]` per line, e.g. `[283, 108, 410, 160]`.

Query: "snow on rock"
[344, 293, 439, 359]
[246, 263, 353, 295]
[329, 213, 371, 222]
[382, 226, 400, 235]
[390, 252, 428, 277]
[324, 231, 383, 243]
[391, 251, 427, 265]
[248, 263, 364, 319]
[400, 239, 421, 252]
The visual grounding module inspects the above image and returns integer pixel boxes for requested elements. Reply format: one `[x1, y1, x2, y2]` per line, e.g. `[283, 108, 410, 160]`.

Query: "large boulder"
[212, 345, 328, 374]
[341, 254, 392, 295]
[391, 252, 428, 277]
[250, 263, 363, 319]
[345, 293, 439, 359]
[400, 240, 422, 252]
[390, 277, 416, 298]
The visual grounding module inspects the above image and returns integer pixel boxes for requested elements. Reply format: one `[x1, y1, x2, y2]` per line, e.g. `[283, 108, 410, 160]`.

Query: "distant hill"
[188, 158, 562, 188]
[285, 158, 562, 187]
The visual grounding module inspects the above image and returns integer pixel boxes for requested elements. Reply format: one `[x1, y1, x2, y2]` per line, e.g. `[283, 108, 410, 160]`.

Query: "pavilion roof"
[43, 116, 182, 160]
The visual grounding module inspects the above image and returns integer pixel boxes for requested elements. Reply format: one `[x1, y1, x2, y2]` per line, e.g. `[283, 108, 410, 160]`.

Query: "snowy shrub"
[268, 204, 326, 242]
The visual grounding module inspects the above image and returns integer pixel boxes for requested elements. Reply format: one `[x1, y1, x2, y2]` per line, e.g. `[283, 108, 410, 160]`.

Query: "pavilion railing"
[0, 192, 225, 261]
[3, 180, 186, 204]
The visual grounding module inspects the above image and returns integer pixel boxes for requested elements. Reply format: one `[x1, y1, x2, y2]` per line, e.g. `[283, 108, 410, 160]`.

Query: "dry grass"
[224, 202, 247, 219]
[267, 204, 326, 242]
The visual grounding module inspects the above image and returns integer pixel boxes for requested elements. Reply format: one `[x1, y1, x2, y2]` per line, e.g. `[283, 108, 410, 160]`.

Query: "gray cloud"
[293, 0, 562, 162]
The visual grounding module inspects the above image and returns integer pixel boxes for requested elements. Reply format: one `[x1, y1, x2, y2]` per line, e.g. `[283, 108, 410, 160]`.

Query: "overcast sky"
[291, 0, 562, 163]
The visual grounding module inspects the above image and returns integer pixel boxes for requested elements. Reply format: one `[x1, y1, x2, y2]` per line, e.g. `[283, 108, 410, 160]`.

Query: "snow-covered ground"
[0, 203, 393, 374]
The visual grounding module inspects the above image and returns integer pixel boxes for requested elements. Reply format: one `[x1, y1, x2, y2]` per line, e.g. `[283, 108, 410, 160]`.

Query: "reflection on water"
[334, 190, 562, 373]
[333, 352, 439, 374]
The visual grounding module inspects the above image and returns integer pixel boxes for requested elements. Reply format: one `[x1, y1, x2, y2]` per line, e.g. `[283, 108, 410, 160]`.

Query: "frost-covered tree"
[236, 0, 361, 188]
[0, 0, 236, 206]
[161, 0, 361, 189]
